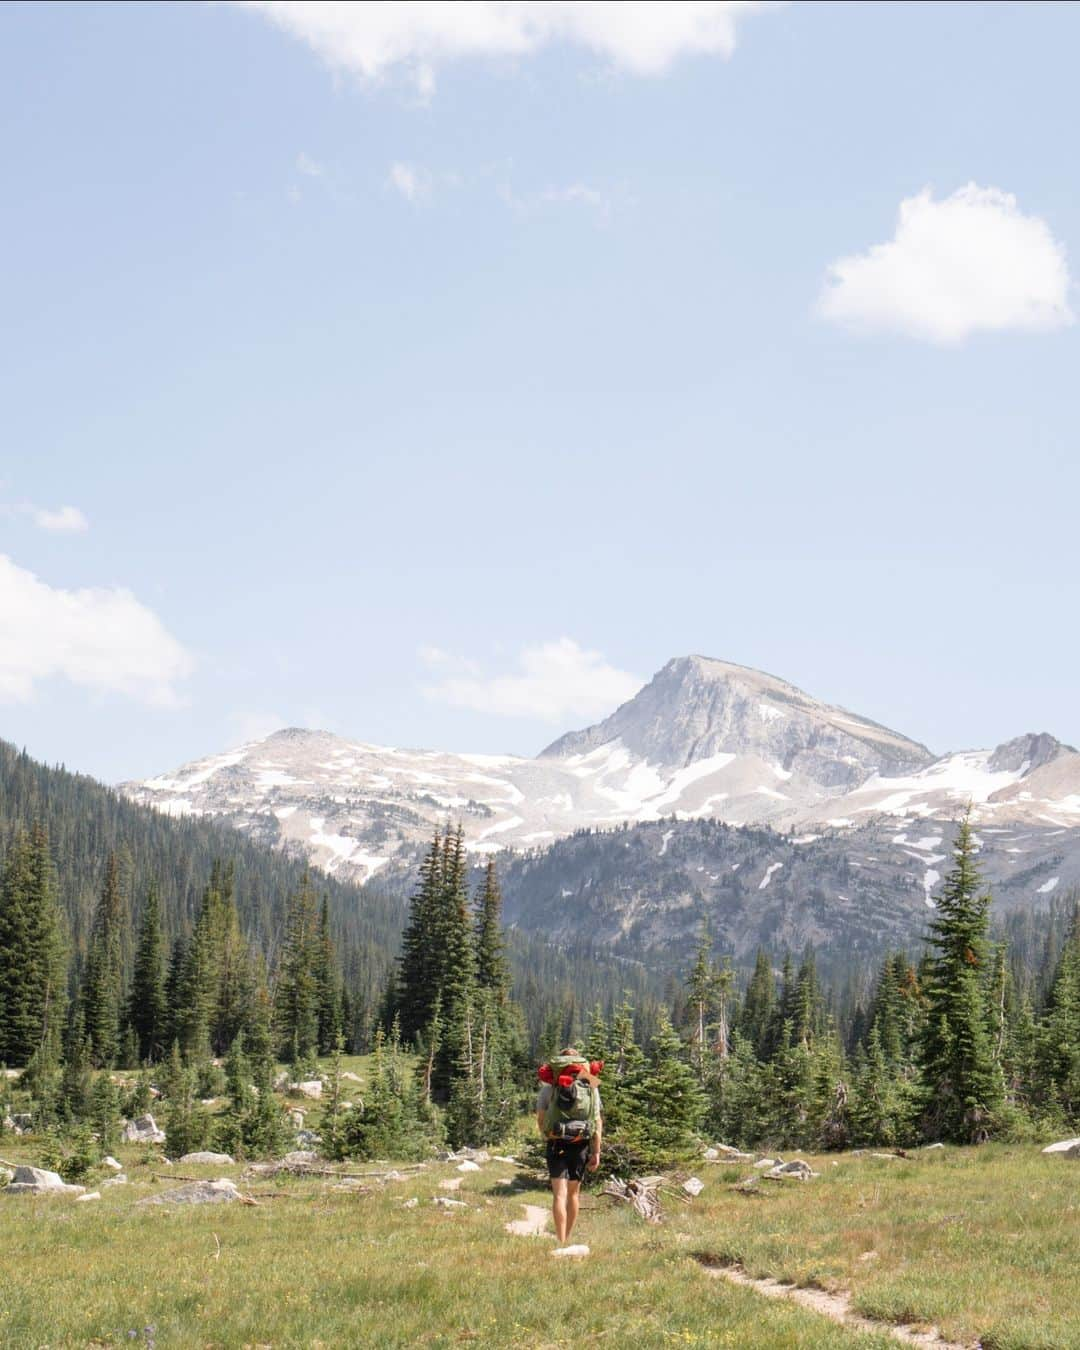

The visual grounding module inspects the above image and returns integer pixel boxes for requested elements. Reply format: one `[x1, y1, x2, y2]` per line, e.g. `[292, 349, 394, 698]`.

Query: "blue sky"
[3, 1, 1080, 782]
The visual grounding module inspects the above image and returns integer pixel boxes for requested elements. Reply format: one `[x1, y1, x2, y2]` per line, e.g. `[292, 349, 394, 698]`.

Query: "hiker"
[536, 1047, 602, 1246]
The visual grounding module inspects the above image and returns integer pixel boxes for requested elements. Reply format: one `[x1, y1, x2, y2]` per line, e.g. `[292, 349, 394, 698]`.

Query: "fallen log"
[601, 1176, 663, 1224]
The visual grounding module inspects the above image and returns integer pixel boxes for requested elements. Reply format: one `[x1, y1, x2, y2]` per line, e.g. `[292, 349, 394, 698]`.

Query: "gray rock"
[1041, 1137, 1080, 1154]
[2, 1166, 85, 1196]
[179, 1151, 234, 1166]
[708, 1144, 754, 1163]
[139, 1178, 240, 1206]
[292, 1080, 323, 1100]
[100, 1175, 128, 1188]
[923, 1142, 945, 1151]
[456, 1148, 491, 1163]
[765, 1159, 817, 1181]
[433, 1196, 467, 1209]
[281, 1150, 321, 1166]
[101, 1156, 123, 1172]
[287, 1109, 305, 1128]
[295, 1129, 322, 1147]
[753, 1157, 781, 1169]
[341, 1071, 363, 1083]
[122, 1113, 166, 1144]
[456, 1160, 481, 1173]
[76, 1191, 101, 1202]
[682, 1176, 705, 1197]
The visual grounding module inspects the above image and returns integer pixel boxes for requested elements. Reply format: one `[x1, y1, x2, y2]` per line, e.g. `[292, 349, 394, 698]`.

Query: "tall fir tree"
[273, 870, 321, 1063]
[0, 824, 67, 1068]
[918, 810, 1004, 1142]
[474, 859, 509, 1000]
[80, 852, 128, 1068]
[128, 883, 166, 1063]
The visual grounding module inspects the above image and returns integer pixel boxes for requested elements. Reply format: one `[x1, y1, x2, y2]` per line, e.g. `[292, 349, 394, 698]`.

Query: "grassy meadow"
[2, 1125, 1078, 1349]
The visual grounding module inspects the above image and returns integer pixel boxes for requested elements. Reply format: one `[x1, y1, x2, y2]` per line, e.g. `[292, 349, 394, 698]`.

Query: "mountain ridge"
[121, 654, 1080, 896]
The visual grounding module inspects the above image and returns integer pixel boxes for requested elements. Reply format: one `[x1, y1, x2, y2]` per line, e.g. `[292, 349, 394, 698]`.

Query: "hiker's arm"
[536, 1109, 547, 1136]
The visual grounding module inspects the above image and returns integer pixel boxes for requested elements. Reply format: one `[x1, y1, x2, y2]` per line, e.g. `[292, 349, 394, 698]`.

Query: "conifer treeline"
[669, 813, 1080, 1148]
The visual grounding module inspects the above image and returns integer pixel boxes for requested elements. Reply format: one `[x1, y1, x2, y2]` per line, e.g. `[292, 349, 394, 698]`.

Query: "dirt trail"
[504, 1203, 551, 1237]
[700, 1262, 970, 1348]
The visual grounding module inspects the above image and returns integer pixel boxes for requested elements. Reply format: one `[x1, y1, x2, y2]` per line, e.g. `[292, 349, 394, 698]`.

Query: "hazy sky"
[3, 1, 1080, 783]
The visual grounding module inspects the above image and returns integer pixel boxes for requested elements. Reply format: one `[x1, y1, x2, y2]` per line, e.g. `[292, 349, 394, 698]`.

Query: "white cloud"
[500, 179, 613, 222]
[422, 637, 642, 724]
[32, 504, 89, 533]
[296, 151, 324, 177]
[819, 184, 1074, 345]
[388, 161, 433, 204]
[0, 555, 194, 707]
[240, 2, 771, 95]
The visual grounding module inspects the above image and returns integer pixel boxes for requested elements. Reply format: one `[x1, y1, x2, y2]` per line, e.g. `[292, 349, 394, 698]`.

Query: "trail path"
[701, 1263, 969, 1348]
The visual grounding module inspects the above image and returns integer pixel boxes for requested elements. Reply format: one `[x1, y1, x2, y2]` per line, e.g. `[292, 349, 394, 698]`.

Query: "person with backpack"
[536, 1048, 602, 1247]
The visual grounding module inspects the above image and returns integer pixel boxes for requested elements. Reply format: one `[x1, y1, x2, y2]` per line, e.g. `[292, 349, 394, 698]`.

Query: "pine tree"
[684, 926, 717, 1084]
[739, 948, 776, 1059]
[81, 852, 128, 1067]
[918, 810, 1004, 1142]
[474, 859, 509, 999]
[314, 896, 343, 1053]
[1036, 909, 1080, 1119]
[274, 870, 321, 1063]
[620, 1013, 705, 1167]
[0, 824, 67, 1068]
[128, 883, 166, 1063]
[396, 832, 443, 1041]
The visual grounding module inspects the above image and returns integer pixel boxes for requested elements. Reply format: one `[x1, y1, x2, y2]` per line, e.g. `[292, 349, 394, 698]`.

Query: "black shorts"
[546, 1137, 590, 1182]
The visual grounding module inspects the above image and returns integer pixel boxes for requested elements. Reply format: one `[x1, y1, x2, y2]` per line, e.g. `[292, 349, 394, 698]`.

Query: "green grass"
[0, 1139, 1076, 1348]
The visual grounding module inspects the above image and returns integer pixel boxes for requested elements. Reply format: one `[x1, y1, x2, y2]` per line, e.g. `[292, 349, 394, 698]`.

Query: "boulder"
[295, 1129, 322, 1148]
[1042, 1137, 1080, 1155]
[753, 1158, 781, 1169]
[287, 1109, 305, 1128]
[100, 1175, 127, 1188]
[122, 1113, 166, 1145]
[765, 1159, 817, 1181]
[456, 1160, 481, 1173]
[2, 1166, 85, 1196]
[101, 1156, 123, 1172]
[293, 1080, 323, 1100]
[433, 1196, 467, 1209]
[341, 1071, 363, 1083]
[923, 1142, 945, 1151]
[281, 1150, 321, 1167]
[179, 1152, 235, 1166]
[456, 1148, 490, 1163]
[439, 1178, 463, 1192]
[682, 1176, 705, 1197]
[139, 1178, 240, 1206]
[711, 1144, 755, 1163]
[76, 1192, 101, 1203]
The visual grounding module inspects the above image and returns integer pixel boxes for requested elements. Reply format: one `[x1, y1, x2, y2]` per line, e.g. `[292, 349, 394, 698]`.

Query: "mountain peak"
[988, 732, 1074, 775]
[541, 654, 932, 790]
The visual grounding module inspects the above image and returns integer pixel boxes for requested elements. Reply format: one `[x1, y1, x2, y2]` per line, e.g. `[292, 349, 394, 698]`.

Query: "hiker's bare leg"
[564, 1180, 581, 1240]
[551, 1178, 570, 1242]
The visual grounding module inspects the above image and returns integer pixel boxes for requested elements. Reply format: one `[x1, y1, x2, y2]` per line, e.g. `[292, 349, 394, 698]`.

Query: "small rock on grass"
[765, 1160, 817, 1181]
[682, 1177, 705, 1197]
[433, 1197, 468, 1210]
[456, 1160, 481, 1173]
[552, 1245, 589, 1258]
[101, 1175, 127, 1188]
[439, 1178, 463, 1191]
[180, 1151, 234, 1166]
[402, 1197, 419, 1209]
[76, 1192, 101, 1202]
[102, 1157, 122, 1172]
[2, 1166, 85, 1197]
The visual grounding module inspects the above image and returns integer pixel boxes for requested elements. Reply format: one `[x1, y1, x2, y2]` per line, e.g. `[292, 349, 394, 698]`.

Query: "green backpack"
[543, 1057, 599, 1141]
